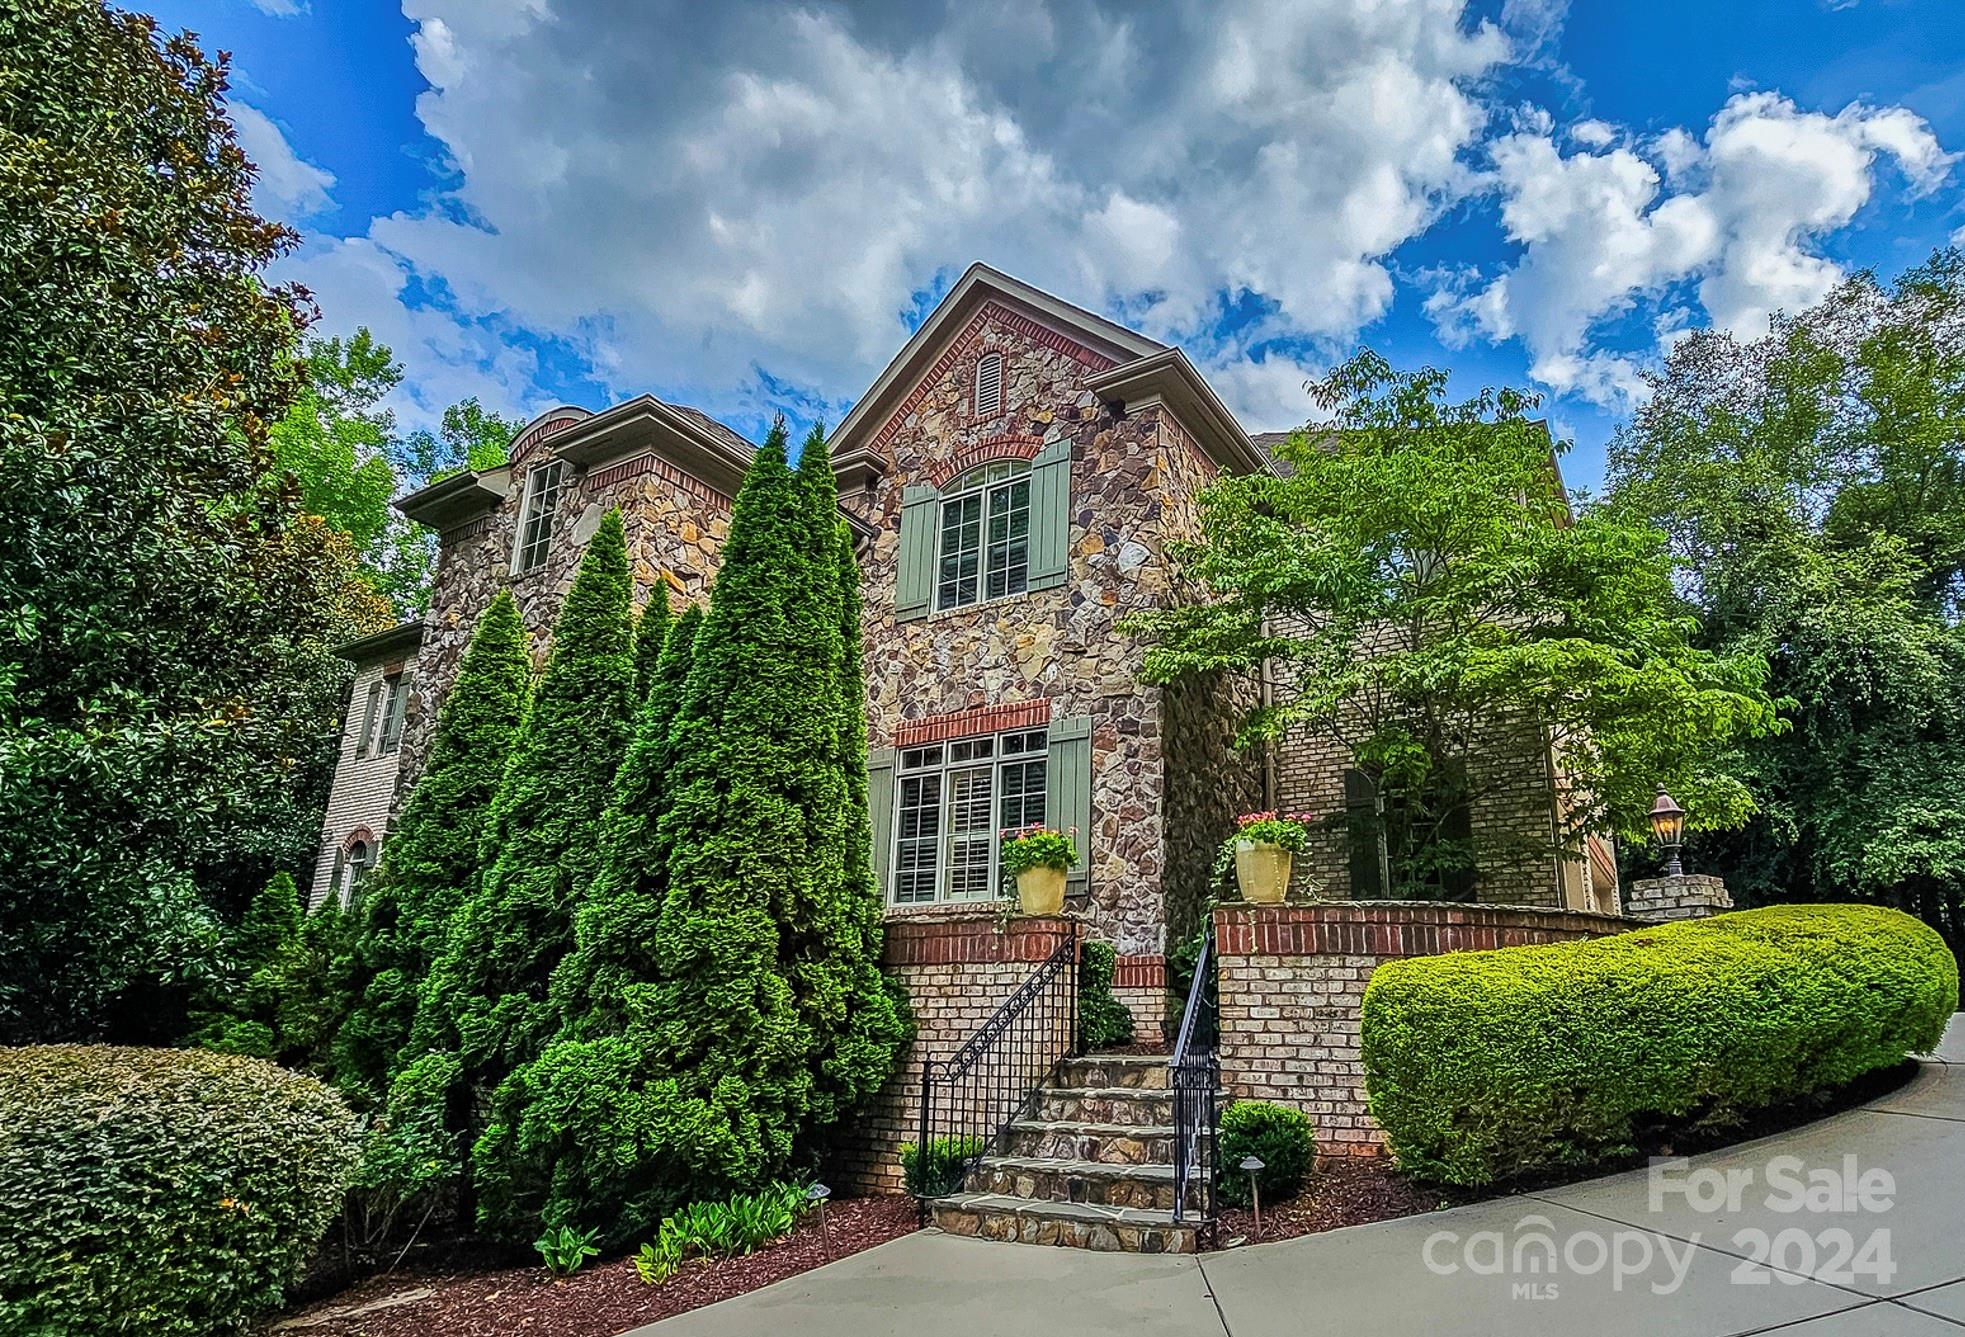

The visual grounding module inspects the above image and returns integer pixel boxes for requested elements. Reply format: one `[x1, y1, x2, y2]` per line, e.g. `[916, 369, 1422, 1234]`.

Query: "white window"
[891, 729, 1047, 904]
[341, 837, 376, 907]
[936, 460, 1030, 610]
[513, 460, 565, 574]
[377, 674, 409, 754]
[974, 351, 1004, 419]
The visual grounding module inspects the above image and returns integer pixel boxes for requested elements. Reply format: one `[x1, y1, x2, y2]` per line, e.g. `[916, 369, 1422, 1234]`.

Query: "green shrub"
[1218, 1101, 1315, 1207]
[633, 1183, 810, 1284]
[0, 1046, 361, 1335]
[901, 1135, 986, 1196]
[534, 1224, 600, 1277]
[1079, 940, 1135, 1049]
[1362, 904, 1959, 1187]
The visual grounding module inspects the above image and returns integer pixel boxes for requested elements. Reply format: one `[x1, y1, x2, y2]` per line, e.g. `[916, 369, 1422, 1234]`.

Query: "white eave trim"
[828, 262, 1167, 479]
[1084, 348, 1273, 477]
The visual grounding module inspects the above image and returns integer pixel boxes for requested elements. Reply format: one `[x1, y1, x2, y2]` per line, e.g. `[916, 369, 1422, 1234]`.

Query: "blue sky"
[152, 0, 1965, 492]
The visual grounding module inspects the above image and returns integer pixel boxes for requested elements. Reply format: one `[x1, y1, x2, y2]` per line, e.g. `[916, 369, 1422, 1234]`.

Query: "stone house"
[310, 263, 1616, 1028]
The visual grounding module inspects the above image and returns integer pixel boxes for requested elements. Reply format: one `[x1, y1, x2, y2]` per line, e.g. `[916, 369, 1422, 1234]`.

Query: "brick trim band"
[441, 515, 493, 545]
[510, 414, 585, 464]
[881, 915, 1076, 967]
[927, 434, 1046, 487]
[1112, 954, 1165, 989]
[587, 451, 733, 512]
[1213, 901, 1634, 959]
[894, 699, 1051, 748]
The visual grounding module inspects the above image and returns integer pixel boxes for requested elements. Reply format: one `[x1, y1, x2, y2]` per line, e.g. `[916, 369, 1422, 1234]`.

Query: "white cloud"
[295, 0, 1507, 428]
[231, 102, 335, 222]
[1430, 92, 1952, 407]
[246, 0, 306, 15]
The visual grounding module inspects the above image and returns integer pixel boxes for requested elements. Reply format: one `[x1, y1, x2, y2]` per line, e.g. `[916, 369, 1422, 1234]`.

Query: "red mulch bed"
[1215, 1156, 1471, 1246]
[269, 1197, 917, 1337]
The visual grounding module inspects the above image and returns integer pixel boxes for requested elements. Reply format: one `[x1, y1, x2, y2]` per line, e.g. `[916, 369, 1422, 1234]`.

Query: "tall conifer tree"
[332, 592, 530, 1101]
[405, 510, 634, 1175]
[630, 589, 672, 707]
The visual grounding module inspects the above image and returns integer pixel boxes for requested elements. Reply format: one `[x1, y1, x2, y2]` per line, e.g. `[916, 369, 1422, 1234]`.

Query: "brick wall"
[1112, 953, 1167, 1047]
[311, 656, 412, 907]
[830, 912, 1078, 1195]
[1213, 901, 1633, 1158]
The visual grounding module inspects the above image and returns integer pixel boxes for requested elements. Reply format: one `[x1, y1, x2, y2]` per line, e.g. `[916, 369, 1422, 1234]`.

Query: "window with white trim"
[936, 460, 1030, 610]
[513, 460, 565, 574]
[891, 729, 1047, 904]
[342, 837, 377, 908]
[974, 351, 1004, 418]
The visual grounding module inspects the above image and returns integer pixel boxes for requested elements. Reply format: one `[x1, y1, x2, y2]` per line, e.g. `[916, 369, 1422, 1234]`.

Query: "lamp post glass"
[1648, 786, 1687, 878]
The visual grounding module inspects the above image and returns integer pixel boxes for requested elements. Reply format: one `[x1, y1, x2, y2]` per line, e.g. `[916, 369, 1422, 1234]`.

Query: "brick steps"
[930, 1192, 1195, 1253]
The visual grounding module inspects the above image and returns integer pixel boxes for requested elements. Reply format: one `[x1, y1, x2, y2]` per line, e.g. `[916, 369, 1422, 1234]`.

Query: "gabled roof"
[334, 620, 424, 665]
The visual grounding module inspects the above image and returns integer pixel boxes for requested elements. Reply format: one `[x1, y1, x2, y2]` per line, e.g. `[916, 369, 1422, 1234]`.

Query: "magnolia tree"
[1128, 353, 1780, 896]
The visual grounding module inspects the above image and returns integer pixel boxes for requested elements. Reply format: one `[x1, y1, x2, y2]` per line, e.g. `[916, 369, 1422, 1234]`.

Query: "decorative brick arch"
[509, 407, 592, 465]
[870, 301, 1118, 459]
[341, 825, 377, 856]
[926, 434, 1047, 487]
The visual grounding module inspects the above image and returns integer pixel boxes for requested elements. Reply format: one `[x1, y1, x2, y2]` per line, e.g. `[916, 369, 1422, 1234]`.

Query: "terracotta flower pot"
[1016, 865, 1067, 916]
[1235, 839, 1292, 904]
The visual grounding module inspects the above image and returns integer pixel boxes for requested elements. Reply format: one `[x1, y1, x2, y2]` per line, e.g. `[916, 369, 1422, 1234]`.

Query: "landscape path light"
[1240, 1155, 1266, 1241]
[808, 1182, 832, 1253]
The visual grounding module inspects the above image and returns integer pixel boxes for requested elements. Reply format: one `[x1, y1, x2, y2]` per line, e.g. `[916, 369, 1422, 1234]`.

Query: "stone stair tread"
[935, 1193, 1186, 1229]
[1041, 1085, 1173, 1100]
[976, 1155, 1179, 1181]
[1008, 1117, 1179, 1137]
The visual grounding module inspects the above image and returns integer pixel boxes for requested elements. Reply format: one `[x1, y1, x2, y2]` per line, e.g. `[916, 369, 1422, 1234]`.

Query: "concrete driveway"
[628, 1015, 1965, 1337]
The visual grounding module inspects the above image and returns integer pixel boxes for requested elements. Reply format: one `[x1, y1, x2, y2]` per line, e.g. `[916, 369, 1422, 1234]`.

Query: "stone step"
[1003, 1118, 1181, 1164]
[968, 1155, 1201, 1212]
[930, 1192, 1195, 1253]
[1031, 1086, 1176, 1126]
[1053, 1054, 1172, 1091]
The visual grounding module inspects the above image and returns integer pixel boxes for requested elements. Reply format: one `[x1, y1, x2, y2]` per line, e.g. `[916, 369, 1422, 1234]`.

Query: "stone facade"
[1212, 901, 1633, 1157]
[1625, 873, 1733, 922]
[392, 420, 732, 809]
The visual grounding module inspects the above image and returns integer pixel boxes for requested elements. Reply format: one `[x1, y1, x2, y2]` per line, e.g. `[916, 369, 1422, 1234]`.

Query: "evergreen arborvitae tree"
[553, 601, 702, 1038]
[472, 602, 703, 1239]
[183, 872, 305, 1059]
[630, 590, 672, 706]
[332, 592, 531, 1102]
[790, 425, 909, 1139]
[403, 509, 634, 1184]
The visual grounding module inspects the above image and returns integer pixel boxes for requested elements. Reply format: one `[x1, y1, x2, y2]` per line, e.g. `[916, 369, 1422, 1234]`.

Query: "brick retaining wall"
[831, 912, 1078, 1194]
[1213, 901, 1634, 1158]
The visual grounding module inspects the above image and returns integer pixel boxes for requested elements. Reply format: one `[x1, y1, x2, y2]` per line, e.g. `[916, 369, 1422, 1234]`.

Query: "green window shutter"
[1046, 715, 1093, 882]
[868, 747, 896, 900]
[1026, 438, 1071, 590]
[895, 485, 938, 622]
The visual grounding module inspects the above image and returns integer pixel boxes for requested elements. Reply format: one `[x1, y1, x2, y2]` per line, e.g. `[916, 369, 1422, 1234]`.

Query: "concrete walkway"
[629, 1015, 1965, 1337]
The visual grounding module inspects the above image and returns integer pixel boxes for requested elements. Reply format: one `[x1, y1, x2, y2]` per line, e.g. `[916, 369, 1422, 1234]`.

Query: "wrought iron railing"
[1169, 924, 1219, 1247]
[912, 922, 1080, 1213]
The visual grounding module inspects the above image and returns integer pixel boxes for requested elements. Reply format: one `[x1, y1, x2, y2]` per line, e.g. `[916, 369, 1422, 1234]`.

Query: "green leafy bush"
[1362, 905, 1960, 1186]
[534, 1224, 600, 1276]
[901, 1135, 986, 1196]
[0, 1046, 361, 1335]
[1078, 940, 1135, 1049]
[633, 1183, 810, 1285]
[1217, 1101, 1315, 1207]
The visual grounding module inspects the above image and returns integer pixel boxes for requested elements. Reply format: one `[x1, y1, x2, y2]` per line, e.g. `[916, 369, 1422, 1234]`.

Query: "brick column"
[1212, 902, 1634, 1159]
[1624, 873, 1733, 922]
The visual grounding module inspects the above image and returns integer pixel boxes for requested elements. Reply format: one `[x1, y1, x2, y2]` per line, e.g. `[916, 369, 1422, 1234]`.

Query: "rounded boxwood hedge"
[0, 1046, 362, 1336]
[1361, 905, 1958, 1187]
[1218, 1100, 1315, 1207]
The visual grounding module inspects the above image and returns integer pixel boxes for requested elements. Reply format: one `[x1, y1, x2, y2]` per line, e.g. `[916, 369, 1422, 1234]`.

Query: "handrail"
[1168, 925, 1219, 1245]
[913, 921, 1080, 1212]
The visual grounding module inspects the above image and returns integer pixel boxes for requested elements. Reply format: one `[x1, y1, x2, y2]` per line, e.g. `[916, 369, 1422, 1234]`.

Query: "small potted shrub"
[1223, 811, 1313, 904]
[1000, 824, 1078, 916]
